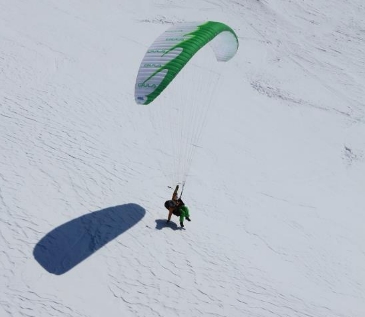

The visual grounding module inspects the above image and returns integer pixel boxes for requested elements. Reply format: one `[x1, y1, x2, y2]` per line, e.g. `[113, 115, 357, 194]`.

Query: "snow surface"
[1, 0, 365, 316]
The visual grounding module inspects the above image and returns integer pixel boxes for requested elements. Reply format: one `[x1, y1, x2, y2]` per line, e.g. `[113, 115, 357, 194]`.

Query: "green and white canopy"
[135, 21, 239, 105]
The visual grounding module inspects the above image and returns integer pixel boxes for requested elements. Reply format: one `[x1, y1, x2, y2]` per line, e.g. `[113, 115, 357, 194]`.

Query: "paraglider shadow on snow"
[155, 219, 182, 231]
[33, 203, 145, 275]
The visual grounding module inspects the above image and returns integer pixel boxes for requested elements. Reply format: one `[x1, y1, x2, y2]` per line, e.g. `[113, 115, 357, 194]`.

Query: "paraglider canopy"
[135, 21, 239, 105]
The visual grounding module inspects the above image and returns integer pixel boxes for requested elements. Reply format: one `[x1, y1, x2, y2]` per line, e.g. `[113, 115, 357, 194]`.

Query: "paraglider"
[134, 21, 238, 227]
[164, 185, 191, 228]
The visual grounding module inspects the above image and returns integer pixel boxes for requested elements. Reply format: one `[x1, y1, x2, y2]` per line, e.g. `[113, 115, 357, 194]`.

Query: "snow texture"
[0, 0, 364, 316]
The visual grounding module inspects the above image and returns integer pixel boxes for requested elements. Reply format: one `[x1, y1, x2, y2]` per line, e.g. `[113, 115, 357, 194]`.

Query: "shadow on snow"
[155, 219, 183, 231]
[33, 203, 145, 275]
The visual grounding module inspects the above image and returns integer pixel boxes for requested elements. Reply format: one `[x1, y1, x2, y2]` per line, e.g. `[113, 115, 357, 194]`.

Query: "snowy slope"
[1, 0, 364, 316]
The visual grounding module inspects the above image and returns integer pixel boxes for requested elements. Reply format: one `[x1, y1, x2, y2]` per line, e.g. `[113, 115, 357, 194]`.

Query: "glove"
[180, 221, 184, 228]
